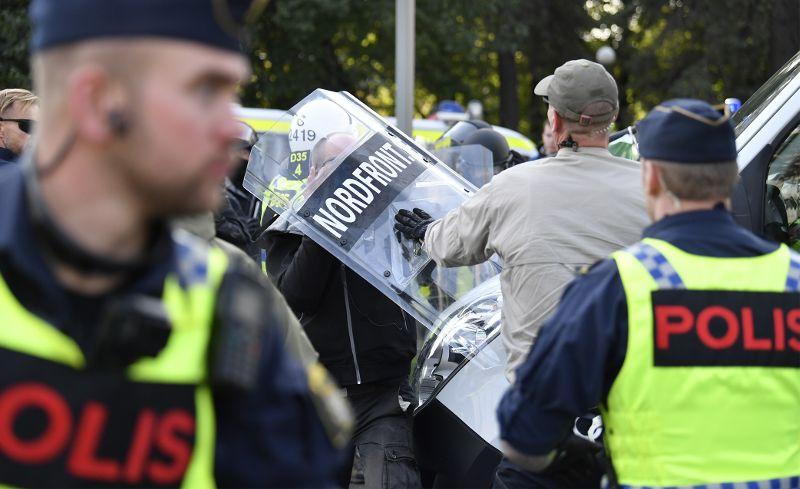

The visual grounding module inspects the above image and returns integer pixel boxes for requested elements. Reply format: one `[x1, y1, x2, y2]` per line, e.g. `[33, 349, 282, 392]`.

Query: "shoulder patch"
[306, 362, 354, 450]
[171, 228, 211, 288]
[785, 246, 800, 291]
[578, 259, 605, 276]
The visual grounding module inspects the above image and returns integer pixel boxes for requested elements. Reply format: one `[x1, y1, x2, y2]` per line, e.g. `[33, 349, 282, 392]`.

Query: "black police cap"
[30, 0, 264, 54]
[637, 99, 737, 164]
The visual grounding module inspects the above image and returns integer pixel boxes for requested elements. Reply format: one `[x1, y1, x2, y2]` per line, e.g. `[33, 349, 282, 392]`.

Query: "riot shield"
[244, 89, 502, 330]
[433, 145, 494, 188]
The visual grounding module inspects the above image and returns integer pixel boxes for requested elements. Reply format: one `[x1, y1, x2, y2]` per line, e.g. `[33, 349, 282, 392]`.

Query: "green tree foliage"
[0, 0, 31, 91]
[593, 0, 799, 125]
[516, 0, 595, 134]
[1, 0, 797, 136]
[242, 0, 528, 123]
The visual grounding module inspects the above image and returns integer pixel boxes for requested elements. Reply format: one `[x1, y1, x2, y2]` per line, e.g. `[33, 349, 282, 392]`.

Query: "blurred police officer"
[215, 120, 263, 260]
[0, 1, 345, 486]
[539, 119, 556, 157]
[0, 88, 38, 165]
[498, 99, 800, 488]
[395, 59, 648, 383]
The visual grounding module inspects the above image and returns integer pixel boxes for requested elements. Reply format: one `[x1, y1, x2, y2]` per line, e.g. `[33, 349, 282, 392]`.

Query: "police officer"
[395, 59, 648, 383]
[539, 119, 557, 157]
[0, 1, 345, 486]
[460, 127, 528, 175]
[215, 120, 263, 261]
[497, 99, 800, 488]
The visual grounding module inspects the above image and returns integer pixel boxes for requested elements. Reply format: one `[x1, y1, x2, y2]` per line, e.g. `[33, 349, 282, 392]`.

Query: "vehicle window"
[765, 126, 800, 247]
[733, 52, 800, 137]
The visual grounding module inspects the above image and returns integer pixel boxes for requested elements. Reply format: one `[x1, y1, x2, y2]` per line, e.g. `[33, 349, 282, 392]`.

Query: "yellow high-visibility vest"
[0, 230, 227, 488]
[604, 238, 800, 487]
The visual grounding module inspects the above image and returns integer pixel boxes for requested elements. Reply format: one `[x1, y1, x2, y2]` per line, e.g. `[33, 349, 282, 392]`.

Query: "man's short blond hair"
[31, 41, 152, 115]
[0, 89, 38, 117]
[651, 159, 739, 201]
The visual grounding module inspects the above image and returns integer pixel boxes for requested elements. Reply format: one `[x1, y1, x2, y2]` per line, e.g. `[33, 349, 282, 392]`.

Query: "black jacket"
[263, 231, 416, 386]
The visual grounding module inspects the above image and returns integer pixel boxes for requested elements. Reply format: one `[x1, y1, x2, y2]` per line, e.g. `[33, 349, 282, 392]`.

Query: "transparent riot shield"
[433, 145, 494, 188]
[244, 89, 502, 331]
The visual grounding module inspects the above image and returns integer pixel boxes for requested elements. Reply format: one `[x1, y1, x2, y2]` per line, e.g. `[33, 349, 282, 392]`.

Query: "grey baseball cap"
[534, 59, 619, 126]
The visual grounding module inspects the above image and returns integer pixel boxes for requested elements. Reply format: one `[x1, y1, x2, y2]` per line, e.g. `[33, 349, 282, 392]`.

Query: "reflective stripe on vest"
[630, 241, 800, 292]
[604, 474, 800, 489]
[0, 229, 227, 488]
[627, 242, 686, 289]
[604, 238, 800, 487]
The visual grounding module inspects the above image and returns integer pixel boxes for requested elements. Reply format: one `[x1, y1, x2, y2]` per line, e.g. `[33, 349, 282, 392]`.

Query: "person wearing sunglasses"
[0, 88, 38, 165]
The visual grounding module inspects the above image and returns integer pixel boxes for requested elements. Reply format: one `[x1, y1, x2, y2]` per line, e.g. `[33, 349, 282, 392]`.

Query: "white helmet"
[288, 98, 357, 154]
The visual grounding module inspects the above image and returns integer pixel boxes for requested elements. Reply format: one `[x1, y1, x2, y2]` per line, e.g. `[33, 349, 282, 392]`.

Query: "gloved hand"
[394, 208, 434, 240]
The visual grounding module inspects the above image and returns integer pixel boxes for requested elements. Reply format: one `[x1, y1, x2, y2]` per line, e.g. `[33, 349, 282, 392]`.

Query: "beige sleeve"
[423, 180, 496, 267]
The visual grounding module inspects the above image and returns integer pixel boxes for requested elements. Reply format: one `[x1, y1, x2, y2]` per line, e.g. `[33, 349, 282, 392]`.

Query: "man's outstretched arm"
[423, 180, 498, 267]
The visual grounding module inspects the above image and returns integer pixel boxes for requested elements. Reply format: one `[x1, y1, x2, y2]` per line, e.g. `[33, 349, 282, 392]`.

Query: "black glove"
[394, 208, 434, 240]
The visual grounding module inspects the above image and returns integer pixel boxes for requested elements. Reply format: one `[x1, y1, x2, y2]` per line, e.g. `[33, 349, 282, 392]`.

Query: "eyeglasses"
[0, 117, 35, 135]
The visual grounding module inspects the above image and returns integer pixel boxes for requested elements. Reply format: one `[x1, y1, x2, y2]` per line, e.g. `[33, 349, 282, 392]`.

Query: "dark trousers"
[492, 439, 604, 489]
[339, 380, 422, 489]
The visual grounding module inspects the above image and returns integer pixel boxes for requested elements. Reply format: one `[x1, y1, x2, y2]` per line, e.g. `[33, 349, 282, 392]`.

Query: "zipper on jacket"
[341, 265, 362, 384]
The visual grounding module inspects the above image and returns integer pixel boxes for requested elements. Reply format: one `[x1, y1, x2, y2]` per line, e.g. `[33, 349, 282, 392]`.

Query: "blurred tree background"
[1, 0, 798, 141]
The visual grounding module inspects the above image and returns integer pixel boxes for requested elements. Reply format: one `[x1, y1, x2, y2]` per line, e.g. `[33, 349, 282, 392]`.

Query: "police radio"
[90, 295, 172, 369]
[209, 256, 267, 392]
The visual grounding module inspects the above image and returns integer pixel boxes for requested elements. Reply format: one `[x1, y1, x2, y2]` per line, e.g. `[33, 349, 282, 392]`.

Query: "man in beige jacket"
[396, 59, 649, 382]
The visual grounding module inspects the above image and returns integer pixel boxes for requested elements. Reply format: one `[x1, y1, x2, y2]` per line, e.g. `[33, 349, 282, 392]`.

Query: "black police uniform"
[496, 207, 777, 487]
[0, 164, 342, 486]
[2, 1, 343, 486]
[497, 99, 765, 488]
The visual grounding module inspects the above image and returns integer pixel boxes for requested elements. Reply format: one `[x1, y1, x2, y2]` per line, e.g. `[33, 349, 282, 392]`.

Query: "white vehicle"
[730, 51, 800, 247]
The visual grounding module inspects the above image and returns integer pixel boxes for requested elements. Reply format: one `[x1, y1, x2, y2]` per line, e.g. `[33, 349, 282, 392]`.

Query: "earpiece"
[107, 110, 130, 137]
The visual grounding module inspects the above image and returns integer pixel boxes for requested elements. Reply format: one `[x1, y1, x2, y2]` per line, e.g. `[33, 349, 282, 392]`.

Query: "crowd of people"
[0, 1, 798, 488]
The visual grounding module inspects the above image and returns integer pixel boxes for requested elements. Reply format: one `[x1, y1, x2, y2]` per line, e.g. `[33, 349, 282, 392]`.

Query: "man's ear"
[642, 160, 661, 198]
[550, 110, 563, 134]
[65, 66, 123, 144]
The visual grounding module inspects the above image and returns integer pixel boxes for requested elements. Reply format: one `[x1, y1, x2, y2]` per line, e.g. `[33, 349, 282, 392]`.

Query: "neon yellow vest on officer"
[0, 231, 226, 488]
[602, 237, 800, 487]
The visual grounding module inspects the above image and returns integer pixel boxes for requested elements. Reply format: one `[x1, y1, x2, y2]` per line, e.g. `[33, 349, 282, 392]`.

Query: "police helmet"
[234, 120, 258, 151]
[288, 99, 356, 154]
[435, 119, 492, 149]
[462, 128, 510, 166]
